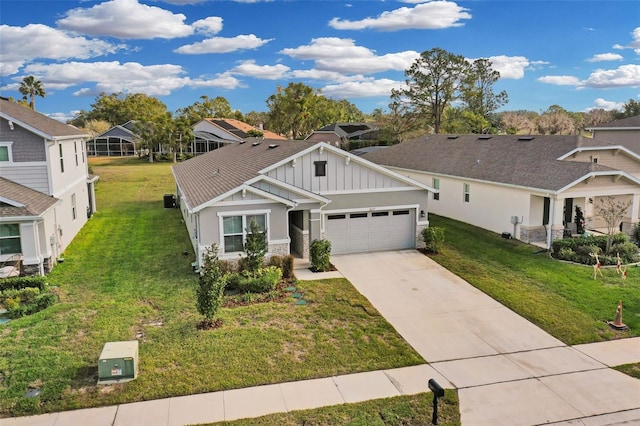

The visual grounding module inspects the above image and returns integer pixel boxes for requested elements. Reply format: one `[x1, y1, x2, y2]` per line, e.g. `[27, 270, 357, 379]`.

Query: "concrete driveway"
[331, 250, 640, 426]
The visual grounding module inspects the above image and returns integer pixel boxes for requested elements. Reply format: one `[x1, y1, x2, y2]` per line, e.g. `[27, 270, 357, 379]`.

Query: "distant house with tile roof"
[363, 134, 640, 248]
[305, 122, 379, 149]
[0, 98, 97, 275]
[172, 138, 433, 267]
[189, 118, 286, 154]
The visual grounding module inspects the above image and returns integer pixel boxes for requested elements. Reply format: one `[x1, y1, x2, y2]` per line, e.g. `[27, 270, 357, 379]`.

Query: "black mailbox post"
[428, 379, 445, 425]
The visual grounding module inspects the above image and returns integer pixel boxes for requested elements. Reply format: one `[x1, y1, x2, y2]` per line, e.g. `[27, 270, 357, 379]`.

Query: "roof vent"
[268, 144, 279, 149]
[478, 135, 492, 140]
[447, 135, 459, 139]
[518, 136, 535, 141]
[239, 140, 246, 144]
[252, 142, 261, 147]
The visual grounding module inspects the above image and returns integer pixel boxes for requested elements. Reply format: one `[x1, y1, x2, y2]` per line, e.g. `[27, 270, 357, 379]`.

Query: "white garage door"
[324, 209, 415, 254]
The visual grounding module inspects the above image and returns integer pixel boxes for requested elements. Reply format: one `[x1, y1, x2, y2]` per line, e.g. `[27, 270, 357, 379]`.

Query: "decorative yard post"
[428, 379, 445, 425]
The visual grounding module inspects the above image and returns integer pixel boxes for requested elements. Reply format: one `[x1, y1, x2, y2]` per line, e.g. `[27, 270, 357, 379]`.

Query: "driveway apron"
[331, 250, 640, 426]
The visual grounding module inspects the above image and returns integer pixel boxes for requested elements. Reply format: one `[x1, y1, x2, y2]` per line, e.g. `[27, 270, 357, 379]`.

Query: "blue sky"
[0, 0, 638, 122]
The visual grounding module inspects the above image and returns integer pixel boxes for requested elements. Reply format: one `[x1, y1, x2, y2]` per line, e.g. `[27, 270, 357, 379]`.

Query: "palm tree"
[19, 75, 46, 110]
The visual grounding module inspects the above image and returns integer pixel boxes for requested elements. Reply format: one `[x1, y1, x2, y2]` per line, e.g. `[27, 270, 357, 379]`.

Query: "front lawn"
[0, 158, 423, 417]
[427, 214, 640, 345]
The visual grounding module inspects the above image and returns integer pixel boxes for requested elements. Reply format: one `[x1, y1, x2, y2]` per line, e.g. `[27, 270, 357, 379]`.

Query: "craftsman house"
[190, 118, 286, 154]
[0, 98, 98, 275]
[172, 139, 433, 267]
[363, 134, 640, 249]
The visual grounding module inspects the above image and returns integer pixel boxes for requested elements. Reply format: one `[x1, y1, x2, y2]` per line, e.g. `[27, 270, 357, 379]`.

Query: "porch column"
[546, 196, 565, 249]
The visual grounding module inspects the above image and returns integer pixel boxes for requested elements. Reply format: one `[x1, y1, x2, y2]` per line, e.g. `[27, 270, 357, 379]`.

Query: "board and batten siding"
[266, 149, 412, 193]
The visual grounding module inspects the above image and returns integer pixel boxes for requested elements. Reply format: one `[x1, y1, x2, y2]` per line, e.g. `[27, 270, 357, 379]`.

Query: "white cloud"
[174, 34, 272, 54]
[587, 98, 625, 111]
[481, 55, 530, 79]
[329, 1, 471, 31]
[290, 69, 366, 82]
[56, 0, 193, 39]
[586, 53, 623, 62]
[229, 60, 290, 79]
[192, 17, 224, 36]
[582, 64, 640, 88]
[322, 78, 403, 98]
[0, 24, 125, 76]
[631, 27, 640, 54]
[281, 38, 419, 74]
[537, 75, 582, 86]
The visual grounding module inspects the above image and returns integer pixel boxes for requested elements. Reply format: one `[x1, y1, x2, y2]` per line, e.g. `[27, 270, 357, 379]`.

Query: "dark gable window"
[314, 161, 327, 177]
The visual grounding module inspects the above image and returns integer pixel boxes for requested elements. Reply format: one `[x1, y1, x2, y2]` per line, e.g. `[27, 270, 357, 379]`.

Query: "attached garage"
[324, 209, 416, 254]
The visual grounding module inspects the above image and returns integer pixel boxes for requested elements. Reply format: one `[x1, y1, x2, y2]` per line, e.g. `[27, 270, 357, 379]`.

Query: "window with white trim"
[222, 214, 266, 253]
[71, 193, 77, 220]
[0, 224, 22, 255]
[74, 141, 79, 166]
[0, 142, 13, 162]
[314, 161, 327, 177]
[463, 183, 470, 203]
[432, 178, 440, 201]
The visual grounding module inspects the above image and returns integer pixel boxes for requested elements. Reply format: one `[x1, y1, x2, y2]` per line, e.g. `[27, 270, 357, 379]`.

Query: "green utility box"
[97, 341, 139, 384]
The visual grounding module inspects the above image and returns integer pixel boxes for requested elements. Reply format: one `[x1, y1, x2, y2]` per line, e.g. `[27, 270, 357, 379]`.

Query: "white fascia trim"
[0, 196, 25, 207]
[558, 145, 640, 161]
[195, 185, 295, 213]
[215, 199, 286, 207]
[247, 175, 331, 203]
[586, 126, 640, 131]
[320, 186, 424, 196]
[556, 171, 640, 194]
[0, 215, 45, 222]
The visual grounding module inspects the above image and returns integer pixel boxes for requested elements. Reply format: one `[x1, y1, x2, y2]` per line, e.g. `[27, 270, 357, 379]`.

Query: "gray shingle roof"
[0, 98, 87, 138]
[0, 177, 59, 217]
[587, 115, 640, 129]
[362, 134, 620, 192]
[172, 138, 315, 210]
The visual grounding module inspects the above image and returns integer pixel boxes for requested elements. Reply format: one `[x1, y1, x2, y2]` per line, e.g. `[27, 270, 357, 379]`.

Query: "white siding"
[0, 163, 49, 193]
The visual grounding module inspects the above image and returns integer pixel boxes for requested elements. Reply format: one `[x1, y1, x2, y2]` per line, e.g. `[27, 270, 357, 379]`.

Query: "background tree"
[499, 111, 538, 134]
[392, 48, 470, 134]
[19, 75, 45, 110]
[537, 105, 575, 135]
[459, 58, 508, 133]
[584, 109, 614, 128]
[175, 95, 235, 125]
[70, 92, 169, 127]
[267, 82, 316, 139]
[82, 119, 111, 138]
[133, 112, 172, 162]
[196, 245, 226, 329]
[244, 111, 271, 130]
[372, 100, 424, 144]
[613, 99, 640, 119]
[595, 196, 633, 253]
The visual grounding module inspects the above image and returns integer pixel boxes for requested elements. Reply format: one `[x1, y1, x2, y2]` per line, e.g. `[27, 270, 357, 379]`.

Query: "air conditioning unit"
[97, 341, 139, 384]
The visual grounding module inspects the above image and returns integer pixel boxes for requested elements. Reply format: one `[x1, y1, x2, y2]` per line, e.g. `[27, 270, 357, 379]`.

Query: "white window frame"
[74, 141, 79, 166]
[432, 178, 440, 201]
[217, 210, 271, 255]
[0, 142, 14, 162]
[0, 223, 22, 255]
[463, 183, 470, 203]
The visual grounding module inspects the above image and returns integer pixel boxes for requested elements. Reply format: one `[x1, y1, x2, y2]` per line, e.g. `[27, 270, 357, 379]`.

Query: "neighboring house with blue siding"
[0, 98, 97, 275]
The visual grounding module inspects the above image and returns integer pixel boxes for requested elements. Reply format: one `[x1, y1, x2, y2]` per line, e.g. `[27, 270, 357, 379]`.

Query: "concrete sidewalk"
[3, 253, 639, 426]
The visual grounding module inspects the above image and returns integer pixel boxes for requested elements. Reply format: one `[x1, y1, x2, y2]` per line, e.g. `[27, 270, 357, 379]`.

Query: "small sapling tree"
[196, 245, 226, 329]
[595, 196, 632, 254]
[244, 219, 267, 273]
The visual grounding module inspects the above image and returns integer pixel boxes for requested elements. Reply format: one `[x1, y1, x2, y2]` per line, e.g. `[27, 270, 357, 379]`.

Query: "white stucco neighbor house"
[363, 134, 640, 249]
[0, 98, 98, 276]
[172, 139, 434, 267]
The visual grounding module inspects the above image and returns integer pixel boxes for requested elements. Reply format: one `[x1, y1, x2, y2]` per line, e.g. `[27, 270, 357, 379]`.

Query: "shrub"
[632, 223, 640, 247]
[244, 220, 267, 273]
[227, 266, 282, 293]
[5, 291, 57, 319]
[268, 255, 294, 279]
[557, 247, 576, 262]
[310, 239, 331, 272]
[611, 242, 640, 263]
[574, 245, 600, 265]
[422, 227, 445, 254]
[0, 276, 46, 292]
[196, 245, 227, 322]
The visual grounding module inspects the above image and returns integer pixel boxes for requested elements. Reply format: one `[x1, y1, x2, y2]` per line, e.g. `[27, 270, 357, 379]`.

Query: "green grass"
[427, 214, 640, 345]
[207, 391, 460, 426]
[613, 363, 640, 379]
[0, 158, 423, 417]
